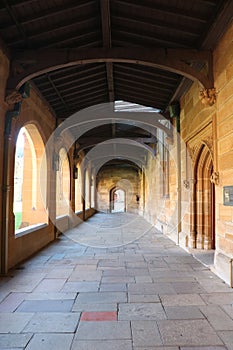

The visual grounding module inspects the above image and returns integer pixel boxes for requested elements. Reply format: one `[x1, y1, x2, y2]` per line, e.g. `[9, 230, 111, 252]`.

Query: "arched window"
[13, 124, 48, 233]
[56, 148, 70, 217]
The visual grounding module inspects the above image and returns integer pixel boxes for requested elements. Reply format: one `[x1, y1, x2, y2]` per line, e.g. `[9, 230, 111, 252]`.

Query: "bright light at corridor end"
[40, 102, 192, 248]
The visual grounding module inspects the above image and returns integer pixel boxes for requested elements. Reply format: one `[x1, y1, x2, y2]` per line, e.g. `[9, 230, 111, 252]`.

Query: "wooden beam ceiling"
[100, 0, 114, 103]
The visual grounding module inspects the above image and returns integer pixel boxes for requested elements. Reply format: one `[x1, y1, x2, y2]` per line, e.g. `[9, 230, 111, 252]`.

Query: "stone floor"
[0, 212, 233, 350]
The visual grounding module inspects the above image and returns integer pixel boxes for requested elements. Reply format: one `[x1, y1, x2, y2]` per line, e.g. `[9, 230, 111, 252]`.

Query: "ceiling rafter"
[36, 65, 105, 87]
[114, 63, 179, 82]
[115, 74, 175, 92]
[9, 17, 99, 46]
[46, 74, 70, 112]
[42, 77, 106, 95]
[100, 0, 114, 103]
[3, 0, 27, 40]
[114, 0, 208, 23]
[112, 15, 199, 38]
[3, 0, 95, 29]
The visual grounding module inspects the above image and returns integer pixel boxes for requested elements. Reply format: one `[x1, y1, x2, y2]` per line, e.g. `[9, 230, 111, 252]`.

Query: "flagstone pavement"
[0, 212, 233, 350]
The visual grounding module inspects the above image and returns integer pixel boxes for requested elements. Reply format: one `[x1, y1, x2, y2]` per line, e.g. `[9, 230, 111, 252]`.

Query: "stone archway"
[110, 187, 126, 213]
[193, 144, 215, 249]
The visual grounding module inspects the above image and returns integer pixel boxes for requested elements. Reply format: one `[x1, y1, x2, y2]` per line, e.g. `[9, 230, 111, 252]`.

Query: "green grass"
[15, 212, 22, 230]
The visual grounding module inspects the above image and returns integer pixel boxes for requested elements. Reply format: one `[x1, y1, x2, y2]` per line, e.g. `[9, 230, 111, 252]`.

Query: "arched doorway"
[193, 144, 215, 249]
[110, 188, 126, 213]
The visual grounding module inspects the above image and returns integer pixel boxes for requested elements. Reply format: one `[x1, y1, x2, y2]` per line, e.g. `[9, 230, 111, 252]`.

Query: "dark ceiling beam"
[8, 47, 213, 91]
[112, 15, 198, 38]
[114, 29, 191, 48]
[48, 84, 107, 102]
[46, 74, 70, 112]
[0, 0, 40, 9]
[116, 75, 174, 93]
[3, 0, 95, 28]
[115, 63, 179, 82]
[115, 93, 165, 111]
[116, 87, 167, 108]
[3, 0, 27, 40]
[114, 0, 208, 23]
[9, 17, 99, 45]
[115, 82, 170, 99]
[100, 0, 114, 103]
[116, 71, 176, 87]
[43, 77, 106, 95]
[200, 0, 233, 49]
[41, 31, 99, 49]
[36, 66, 105, 88]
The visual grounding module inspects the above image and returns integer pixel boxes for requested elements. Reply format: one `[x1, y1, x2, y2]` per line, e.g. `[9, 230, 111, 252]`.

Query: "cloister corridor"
[0, 212, 233, 349]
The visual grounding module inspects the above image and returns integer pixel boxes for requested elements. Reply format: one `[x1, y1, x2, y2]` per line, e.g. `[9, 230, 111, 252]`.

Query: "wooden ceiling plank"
[116, 73, 175, 92]
[115, 63, 179, 82]
[100, 0, 114, 103]
[46, 74, 70, 112]
[114, 0, 208, 23]
[3, 0, 27, 40]
[4, 0, 95, 29]
[9, 17, 99, 45]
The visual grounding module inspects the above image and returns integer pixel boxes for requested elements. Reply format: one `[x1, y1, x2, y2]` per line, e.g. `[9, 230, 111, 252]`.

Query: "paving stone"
[218, 331, 233, 350]
[46, 268, 74, 279]
[99, 283, 127, 292]
[25, 292, 77, 300]
[200, 293, 233, 305]
[171, 282, 207, 294]
[4, 273, 46, 292]
[61, 281, 99, 292]
[128, 283, 176, 295]
[118, 303, 166, 321]
[158, 320, 223, 346]
[32, 278, 66, 292]
[72, 303, 117, 312]
[74, 292, 127, 304]
[23, 312, 80, 333]
[80, 311, 117, 321]
[75, 321, 131, 340]
[101, 276, 135, 283]
[128, 294, 160, 303]
[16, 299, 74, 312]
[222, 304, 233, 319]
[0, 334, 33, 348]
[0, 292, 27, 312]
[25, 333, 74, 350]
[160, 294, 206, 306]
[165, 306, 204, 319]
[131, 320, 163, 346]
[68, 271, 102, 282]
[200, 305, 233, 331]
[180, 347, 227, 350]
[135, 276, 153, 283]
[133, 348, 179, 350]
[71, 340, 132, 349]
[0, 313, 34, 333]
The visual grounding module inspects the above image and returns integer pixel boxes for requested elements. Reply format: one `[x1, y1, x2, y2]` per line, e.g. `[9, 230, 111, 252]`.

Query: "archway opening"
[13, 124, 48, 233]
[194, 144, 215, 250]
[110, 188, 126, 213]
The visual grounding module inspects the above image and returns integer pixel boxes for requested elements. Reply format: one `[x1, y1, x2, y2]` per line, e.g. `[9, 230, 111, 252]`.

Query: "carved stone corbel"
[5, 90, 23, 108]
[210, 171, 219, 185]
[199, 88, 217, 106]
